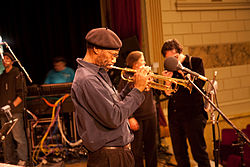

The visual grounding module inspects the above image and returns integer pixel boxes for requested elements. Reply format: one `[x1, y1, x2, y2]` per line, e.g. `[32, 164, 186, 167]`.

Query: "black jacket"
[168, 55, 207, 119]
[0, 66, 27, 114]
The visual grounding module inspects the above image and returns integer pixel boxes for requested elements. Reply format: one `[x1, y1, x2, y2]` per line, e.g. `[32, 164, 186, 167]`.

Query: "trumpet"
[110, 65, 192, 93]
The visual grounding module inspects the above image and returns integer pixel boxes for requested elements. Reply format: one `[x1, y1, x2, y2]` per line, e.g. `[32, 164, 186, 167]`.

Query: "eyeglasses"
[105, 50, 119, 58]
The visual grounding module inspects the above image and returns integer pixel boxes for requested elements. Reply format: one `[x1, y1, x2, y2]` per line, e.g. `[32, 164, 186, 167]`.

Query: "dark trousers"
[132, 115, 157, 167]
[87, 148, 134, 167]
[0, 112, 28, 164]
[168, 113, 210, 167]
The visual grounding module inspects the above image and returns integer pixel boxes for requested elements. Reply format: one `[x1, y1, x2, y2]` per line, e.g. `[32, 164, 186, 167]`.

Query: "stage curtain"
[0, 0, 101, 84]
[109, 0, 142, 47]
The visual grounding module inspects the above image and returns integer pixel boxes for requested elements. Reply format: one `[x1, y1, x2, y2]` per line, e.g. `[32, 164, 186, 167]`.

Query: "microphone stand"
[205, 71, 220, 167]
[3, 42, 32, 83]
[205, 84, 219, 166]
[210, 99, 220, 167]
[186, 77, 250, 167]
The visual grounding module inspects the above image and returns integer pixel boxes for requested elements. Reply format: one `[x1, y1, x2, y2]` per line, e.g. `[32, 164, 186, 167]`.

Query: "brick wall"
[161, 0, 250, 48]
[160, 0, 250, 116]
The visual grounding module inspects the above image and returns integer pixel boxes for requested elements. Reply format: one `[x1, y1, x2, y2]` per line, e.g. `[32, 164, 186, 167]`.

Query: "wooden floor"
[63, 155, 220, 167]
[65, 160, 87, 167]
[0, 155, 218, 167]
[64, 159, 220, 167]
[64, 159, 176, 167]
[63, 151, 177, 167]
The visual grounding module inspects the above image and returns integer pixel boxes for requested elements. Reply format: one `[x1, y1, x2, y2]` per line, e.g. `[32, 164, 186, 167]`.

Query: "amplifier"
[26, 83, 74, 115]
[27, 83, 72, 97]
[26, 96, 74, 115]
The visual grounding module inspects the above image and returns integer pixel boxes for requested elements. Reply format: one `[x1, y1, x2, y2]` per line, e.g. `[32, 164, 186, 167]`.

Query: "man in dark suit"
[161, 39, 210, 167]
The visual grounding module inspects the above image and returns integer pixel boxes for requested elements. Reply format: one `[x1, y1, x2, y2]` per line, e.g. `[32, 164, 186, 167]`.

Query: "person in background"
[71, 28, 150, 167]
[161, 39, 210, 167]
[0, 38, 4, 74]
[0, 58, 4, 74]
[117, 51, 158, 167]
[44, 56, 75, 84]
[0, 52, 28, 166]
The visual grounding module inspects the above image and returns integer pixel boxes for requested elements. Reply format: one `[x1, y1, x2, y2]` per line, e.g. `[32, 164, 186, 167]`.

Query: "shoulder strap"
[189, 56, 192, 70]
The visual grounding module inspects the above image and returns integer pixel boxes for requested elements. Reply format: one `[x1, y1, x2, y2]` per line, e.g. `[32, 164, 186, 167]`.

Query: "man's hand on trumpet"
[162, 70, 174, 95]
[162, 70, 173, 85]
[144, 66, 154, 91]
[133, 66, 150, 92]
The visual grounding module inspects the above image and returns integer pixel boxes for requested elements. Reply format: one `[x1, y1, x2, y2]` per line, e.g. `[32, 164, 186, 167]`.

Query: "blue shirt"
[44, 67, 75, 84]
[0, 58, 4, 75]
[71, 58, 145, 152]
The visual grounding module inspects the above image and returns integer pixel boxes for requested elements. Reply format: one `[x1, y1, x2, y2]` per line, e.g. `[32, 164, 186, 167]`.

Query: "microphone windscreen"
[164, 56, 178, 71]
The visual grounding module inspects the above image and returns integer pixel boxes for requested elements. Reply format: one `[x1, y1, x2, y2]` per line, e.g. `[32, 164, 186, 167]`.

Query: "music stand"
[155, 94, 177, 166]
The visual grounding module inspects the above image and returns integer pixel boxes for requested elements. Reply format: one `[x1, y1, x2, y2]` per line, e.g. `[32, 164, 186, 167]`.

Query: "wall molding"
[220, 98, 250, 107]
[189, 42, 250, 68]
[176, 1, 250, 11]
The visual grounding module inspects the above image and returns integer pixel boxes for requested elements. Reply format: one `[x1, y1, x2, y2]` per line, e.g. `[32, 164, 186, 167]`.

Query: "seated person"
[0, 59, 4, 74]
[44, 56, 75, 84]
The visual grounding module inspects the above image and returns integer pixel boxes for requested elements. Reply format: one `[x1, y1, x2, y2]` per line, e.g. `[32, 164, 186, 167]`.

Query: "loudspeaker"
[110, 36, 140, 88]
[117, 35, 141, 67]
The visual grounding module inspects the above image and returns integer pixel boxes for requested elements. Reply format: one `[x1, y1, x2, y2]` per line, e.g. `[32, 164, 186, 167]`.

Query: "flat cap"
[85, 28, 122, 50]
[3, 52, 14, 61]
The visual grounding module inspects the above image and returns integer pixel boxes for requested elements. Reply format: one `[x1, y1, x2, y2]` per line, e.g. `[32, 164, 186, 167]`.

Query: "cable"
[57, 111, 82, 147]
[32, 95, 68, 163]
[32, 94, 82, 163]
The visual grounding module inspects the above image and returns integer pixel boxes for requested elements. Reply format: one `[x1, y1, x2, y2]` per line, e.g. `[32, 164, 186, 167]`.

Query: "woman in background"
[118, 51, 158, 167]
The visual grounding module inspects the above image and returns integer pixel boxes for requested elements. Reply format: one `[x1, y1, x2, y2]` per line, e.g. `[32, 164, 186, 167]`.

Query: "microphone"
[164, 56, 208, 81]
[164, 56, 178, 71]
[204, 71, 218, 112]
[207, 71, 218, 94]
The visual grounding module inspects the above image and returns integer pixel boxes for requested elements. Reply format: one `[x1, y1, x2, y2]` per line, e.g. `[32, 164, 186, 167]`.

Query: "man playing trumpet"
[71, 28, 150, 167]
